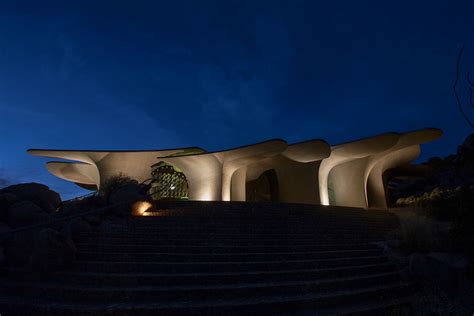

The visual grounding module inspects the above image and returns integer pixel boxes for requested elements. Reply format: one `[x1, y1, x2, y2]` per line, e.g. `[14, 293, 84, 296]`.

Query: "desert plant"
[398, 213, 435, 254]
[99, 174, 138, 201]
[412, 281, 469, 315]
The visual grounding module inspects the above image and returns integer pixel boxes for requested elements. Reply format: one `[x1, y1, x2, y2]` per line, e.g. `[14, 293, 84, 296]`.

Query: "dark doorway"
[246, 169, 279, 202]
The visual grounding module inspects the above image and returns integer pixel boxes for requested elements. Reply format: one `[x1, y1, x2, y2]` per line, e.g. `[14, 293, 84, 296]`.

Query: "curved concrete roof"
[157, 139, 288, 201]
[245, 139, 330, 186]
[318, 128, 442, 207]
[282, 139, 330, 163]
[318, 132, 400, 206]
[364, 128, 442, 208]
[46, 161, 99, 188]
[28, 147, 203, 189]
[28, 128, 442, 208]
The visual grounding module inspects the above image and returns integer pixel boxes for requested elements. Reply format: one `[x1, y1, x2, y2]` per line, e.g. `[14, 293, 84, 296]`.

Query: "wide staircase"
[0, 202, 412, 315]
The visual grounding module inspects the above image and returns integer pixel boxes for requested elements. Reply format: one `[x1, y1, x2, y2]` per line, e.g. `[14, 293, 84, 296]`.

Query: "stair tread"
[76, 249, 381, 256]
[6, 262, 395, 278]
[0, 283, 410, 309]
[0, 271, 401, 292]
[74, 255, 386, 265]
[75, 242, 379, 247]
[49, 262, 396, 278]
[0, 203, 406, 314]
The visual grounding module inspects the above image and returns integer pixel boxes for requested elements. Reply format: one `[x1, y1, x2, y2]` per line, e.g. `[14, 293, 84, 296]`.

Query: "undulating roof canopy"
[28, 128, 442, 208]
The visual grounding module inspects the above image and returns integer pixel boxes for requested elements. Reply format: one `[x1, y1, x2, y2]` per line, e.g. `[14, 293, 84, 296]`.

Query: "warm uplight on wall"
[320, 195, 330, 206]
[191, 185, 214, 201]
[198, 191, 213, 201]
[132, 201, 153, 216]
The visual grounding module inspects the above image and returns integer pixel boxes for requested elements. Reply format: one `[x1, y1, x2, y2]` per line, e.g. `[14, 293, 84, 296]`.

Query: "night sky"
[1, 1, 473, 199]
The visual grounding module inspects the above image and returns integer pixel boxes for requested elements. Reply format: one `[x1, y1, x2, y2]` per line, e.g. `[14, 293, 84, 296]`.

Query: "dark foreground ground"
[0, 202, 413, 315]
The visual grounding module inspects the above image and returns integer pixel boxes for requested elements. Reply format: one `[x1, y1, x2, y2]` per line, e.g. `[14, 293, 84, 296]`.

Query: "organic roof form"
[28, 128, 442, 209]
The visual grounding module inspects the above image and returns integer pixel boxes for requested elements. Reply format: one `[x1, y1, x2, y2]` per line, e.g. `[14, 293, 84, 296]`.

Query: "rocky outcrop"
[3, 230, 38, 266]
[0, 184, 102, 272]
[7, 201, 50, 228]
[392, 133, 474, 209]
[0, 183, 61, 213]
[0, 193, 17, 222]
[3, 223, 79, 269]
[28, 228, 76, 272]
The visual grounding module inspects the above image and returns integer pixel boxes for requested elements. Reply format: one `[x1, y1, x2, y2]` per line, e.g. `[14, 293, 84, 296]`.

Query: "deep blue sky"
[1, 0, 474, 199]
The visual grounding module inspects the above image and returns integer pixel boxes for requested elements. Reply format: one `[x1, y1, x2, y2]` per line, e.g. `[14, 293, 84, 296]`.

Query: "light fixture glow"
[131, 201, 153, 216]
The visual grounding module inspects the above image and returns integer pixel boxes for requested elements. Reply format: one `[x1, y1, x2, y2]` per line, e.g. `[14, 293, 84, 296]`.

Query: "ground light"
[131, 201, 153, 216]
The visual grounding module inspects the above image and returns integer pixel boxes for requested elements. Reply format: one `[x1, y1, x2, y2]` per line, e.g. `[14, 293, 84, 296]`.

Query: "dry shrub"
[398, 212, 434, 254]
[412, 282, 470, 315]
[99, 174, 137, 201]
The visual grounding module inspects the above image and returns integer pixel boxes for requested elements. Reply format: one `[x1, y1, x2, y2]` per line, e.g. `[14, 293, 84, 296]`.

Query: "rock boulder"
[7, 201, 50, 228]
[0, 183, 61, 213]
[0, 193, 18, 222]
[3, 230, 38, 266]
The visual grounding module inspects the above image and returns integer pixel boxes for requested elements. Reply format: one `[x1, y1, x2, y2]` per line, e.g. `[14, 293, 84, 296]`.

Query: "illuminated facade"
[28, 128, 442, 209]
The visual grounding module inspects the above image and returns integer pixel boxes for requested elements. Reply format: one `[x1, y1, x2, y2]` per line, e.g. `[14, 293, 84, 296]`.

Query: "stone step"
[86, 222, 393, 228]
[36, 262, 398, 287]
[152, 216, 393, 223]
[0, 272, 403, 303]
[0, 201, 408, 315]
[81, 224, 393, 231]
[126, 218, 397, 226]
[80, 227, 394, 235]
[74, 242, 380, 253]
[131, 206, 395, 216]
[129, 212, 396, 219]
[87, 233, 391, 240]
[75, 236, 386, 246]
[117, 224, 397, 232]
[73, 255, 388, 273]
[128, 215, 396, 221]
[0, 283, 412, 315]
[116, 224, 396, 232]
[87, 221, 396, 227]
[76, 248, 383, 262]
[127, 223, 397, 230]
[93, 232, 393, 240]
